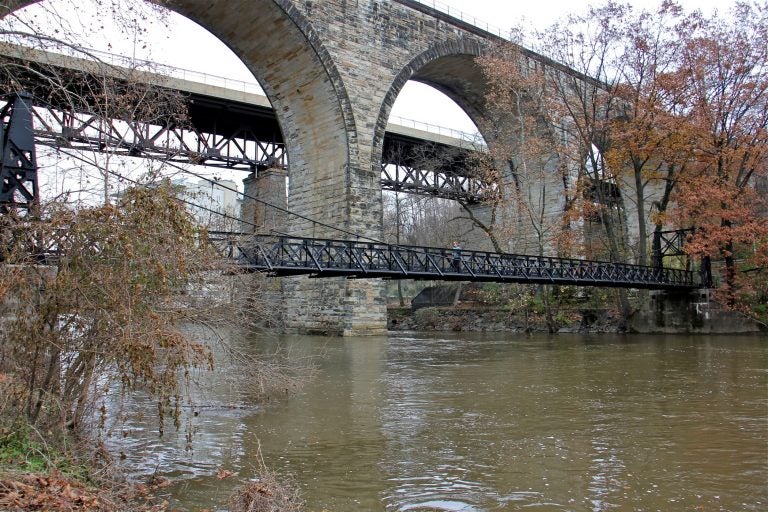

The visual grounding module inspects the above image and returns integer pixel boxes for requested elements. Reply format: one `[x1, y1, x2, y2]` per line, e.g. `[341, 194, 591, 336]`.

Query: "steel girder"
[381, 161, 495, 204]
[29, 104, 287, 171]
[30, 101, 493, 203]
[652, 228, 693, 265]
[651, 228, 713, 287]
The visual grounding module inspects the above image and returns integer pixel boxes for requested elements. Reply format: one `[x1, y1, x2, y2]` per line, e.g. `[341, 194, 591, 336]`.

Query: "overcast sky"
[391, 0, 726, 132]
[421, 0, 722, 30]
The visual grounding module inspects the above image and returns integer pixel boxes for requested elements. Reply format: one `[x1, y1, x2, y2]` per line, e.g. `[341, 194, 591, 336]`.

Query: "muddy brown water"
[111, 332, 768, 511]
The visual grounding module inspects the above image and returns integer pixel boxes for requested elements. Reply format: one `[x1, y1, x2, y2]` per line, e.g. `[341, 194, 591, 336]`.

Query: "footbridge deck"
[213, 233, 697, 290]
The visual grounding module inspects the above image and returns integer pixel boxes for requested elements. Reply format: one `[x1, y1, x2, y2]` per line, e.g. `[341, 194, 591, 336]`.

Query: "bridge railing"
[407, 0, 507, 38]
[208, 233, 696, 289]
[12, 230, 696, 290]
[404, 0, 541, 51]
[387, 115, 482, 145]
[3, 41, 265, 97]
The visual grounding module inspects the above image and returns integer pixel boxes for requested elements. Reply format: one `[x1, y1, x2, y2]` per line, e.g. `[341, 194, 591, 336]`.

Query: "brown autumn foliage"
[478, 42, 575, 258]
[0, 470, 170, 511]
[477, 0, 768, 321]
[478, 2, 637, 326]
[602, 1, 693, 266]
[228, 469, 305, 512]
[0, 183, 311, 509]
[669, 2, 768, 306]
[0, 183, 215, 435]
[0, 184, 210, 512]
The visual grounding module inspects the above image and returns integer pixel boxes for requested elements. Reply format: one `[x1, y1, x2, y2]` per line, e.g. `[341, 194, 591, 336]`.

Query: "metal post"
[0, 92, 39, 216]
[700, 256, 713, 288]
[651, 229, 663, 270]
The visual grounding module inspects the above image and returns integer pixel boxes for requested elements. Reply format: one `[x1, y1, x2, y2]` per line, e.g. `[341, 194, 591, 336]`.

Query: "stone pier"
[241, 168, 288, 234]
[629, 289, 762, 334]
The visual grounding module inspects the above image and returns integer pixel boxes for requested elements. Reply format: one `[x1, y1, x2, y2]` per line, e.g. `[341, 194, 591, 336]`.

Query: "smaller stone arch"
[375, 40, 502, 252]
[374, 39, 489, 165]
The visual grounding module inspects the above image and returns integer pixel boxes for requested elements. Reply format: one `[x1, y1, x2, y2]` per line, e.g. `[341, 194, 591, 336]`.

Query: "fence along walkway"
[212, 234, 697, 290]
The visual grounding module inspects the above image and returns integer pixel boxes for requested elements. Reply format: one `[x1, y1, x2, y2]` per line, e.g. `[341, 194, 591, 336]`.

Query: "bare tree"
[477, 4, 641, 326]
[0, 0, 309, 474]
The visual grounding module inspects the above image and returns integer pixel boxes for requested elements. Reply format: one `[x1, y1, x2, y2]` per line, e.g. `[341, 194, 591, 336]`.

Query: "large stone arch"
[161, 1, 381, 336]
[1, 0, 358, 236]
[1, 0, 389, 336]
[375, 40, 581, 256]
[158, 0, 358, 237]
[375, 40, 509, 251]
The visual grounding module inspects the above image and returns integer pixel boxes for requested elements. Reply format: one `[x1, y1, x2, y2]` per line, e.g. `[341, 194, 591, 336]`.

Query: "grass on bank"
[0, 423, 171, 511]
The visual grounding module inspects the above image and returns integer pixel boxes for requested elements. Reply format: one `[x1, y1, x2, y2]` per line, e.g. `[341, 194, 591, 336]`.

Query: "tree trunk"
[459, 203, 502, 253]
[634, 164, 647, 266]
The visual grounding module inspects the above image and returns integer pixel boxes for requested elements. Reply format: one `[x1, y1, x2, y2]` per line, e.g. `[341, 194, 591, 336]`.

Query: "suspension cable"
[45, 145, 389, 244]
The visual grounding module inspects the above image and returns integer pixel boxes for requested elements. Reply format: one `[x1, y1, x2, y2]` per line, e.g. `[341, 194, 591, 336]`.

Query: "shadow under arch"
[374, 39, 489, 169]
[1, 0, 359, 234]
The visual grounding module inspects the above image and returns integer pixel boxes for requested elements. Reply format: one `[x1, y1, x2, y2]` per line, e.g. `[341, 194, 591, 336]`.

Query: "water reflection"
[111, 332, 768, 511]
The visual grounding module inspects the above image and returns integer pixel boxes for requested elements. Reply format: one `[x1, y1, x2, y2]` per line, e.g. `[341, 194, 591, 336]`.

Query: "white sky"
[391, 0, 725, 132]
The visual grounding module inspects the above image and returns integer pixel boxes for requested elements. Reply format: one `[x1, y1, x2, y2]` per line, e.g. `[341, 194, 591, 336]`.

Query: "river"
[113, 332, 768, 511]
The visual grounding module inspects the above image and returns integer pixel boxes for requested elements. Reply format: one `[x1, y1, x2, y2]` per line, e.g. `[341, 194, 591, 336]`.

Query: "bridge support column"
[281, 160, 388, 336]
[282, 274, 387, 337]
[629, 289, 761, 333]
[340, 279, 388, 336]
[285, 154, 387, 336]
[241, 168, 287, 234]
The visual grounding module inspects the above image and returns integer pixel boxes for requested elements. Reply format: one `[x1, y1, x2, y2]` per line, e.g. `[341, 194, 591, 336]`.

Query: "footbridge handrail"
[208, 233, 697, 290]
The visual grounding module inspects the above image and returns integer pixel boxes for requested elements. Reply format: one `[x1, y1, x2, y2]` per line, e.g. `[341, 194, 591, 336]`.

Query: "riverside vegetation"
[0, 184, 310, 511]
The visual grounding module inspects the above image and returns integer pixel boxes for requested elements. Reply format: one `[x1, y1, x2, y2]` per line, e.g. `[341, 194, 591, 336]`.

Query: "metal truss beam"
[381, 134, 492, 202]
[18, 230, 698, 290]
[652, 228, 712, 287]
[381, 162, 495, 204]
[31, 100, 492, 202]
[652, 228, 693, 264]
[27, 100, 495, 203]
[30, 105, 287, 171]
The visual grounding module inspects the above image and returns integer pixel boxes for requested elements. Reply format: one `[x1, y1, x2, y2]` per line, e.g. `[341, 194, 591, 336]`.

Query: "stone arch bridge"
[1, 0, 628, 335]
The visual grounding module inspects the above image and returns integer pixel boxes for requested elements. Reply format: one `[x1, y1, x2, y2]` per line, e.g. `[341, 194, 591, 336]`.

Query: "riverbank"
[388, 283, 766, 334]
[0, 470, 168, 511]
[388, 305, 622, 333]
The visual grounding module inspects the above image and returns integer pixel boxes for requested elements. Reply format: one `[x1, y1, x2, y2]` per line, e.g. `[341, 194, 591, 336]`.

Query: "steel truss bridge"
[0, 42, 493, 204]
[211, 233, 699, 290]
